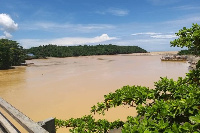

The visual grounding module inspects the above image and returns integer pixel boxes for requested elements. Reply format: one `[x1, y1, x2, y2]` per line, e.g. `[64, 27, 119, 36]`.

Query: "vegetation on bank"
[0, 39, 25, 69]
[55, 23, 200, 132]
[26, 44, 147, 59]
[178, 48, 200, 56]
[174, 23, 200, 56]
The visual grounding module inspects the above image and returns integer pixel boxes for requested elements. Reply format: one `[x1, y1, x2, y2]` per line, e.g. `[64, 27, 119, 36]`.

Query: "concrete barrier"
[0, 97, 55, 133]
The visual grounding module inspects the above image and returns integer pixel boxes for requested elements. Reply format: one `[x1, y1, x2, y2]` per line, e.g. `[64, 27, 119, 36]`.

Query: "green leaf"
[189, 115, 200, 124]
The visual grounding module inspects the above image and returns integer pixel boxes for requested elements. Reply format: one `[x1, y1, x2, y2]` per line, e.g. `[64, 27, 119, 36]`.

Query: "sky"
[0, 0, 200, 51]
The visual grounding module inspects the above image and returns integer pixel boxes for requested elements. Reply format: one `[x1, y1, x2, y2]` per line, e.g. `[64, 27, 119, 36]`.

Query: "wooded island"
[26, 44, 147, 59]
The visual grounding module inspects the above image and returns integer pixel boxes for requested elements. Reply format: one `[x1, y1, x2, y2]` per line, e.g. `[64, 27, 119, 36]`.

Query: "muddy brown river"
[0, 54, 189, 132]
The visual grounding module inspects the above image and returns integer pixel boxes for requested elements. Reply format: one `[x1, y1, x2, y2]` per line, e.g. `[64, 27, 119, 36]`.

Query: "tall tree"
[0, 39, 25, 69]
[170, 23, 200, 55]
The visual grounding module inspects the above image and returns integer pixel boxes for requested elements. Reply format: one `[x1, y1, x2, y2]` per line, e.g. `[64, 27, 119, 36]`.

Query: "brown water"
[0, 54, 189, 132]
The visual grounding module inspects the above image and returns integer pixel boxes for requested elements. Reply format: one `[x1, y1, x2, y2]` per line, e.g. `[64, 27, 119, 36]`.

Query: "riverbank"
[126, 51, 178, 56]
[187, 55, 200, 69]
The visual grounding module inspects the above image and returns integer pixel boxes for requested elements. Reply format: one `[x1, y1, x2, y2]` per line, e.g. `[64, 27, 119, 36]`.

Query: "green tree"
[171, 23, 200, 84]
[170, 23, 200, 55]
[0, 39, 25, 69]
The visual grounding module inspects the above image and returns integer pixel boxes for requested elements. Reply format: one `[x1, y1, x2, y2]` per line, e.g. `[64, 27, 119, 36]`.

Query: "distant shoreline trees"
[0, 40, 147, 69]
[26, 44, 147, 59]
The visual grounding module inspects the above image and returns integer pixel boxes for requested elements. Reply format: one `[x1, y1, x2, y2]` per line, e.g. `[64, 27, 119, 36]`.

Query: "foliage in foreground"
[56, 115, 124, 133]
[55, 23, 200, 132]
[177, 49, 194, 55]
[0, 39, 25, 69]
[171, 23, 200, 56]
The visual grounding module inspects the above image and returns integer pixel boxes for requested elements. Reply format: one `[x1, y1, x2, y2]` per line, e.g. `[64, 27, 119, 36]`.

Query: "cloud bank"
[0, 13, 18, 38]
[132, 32, 177, 39]
[150, 34, 176, 39]
[147, 0, 180, 5]
[97, 8, 129, 16]
[131, 32, 161, 36]
[19, 34, 117, 48]
[50, 34, 117, 45]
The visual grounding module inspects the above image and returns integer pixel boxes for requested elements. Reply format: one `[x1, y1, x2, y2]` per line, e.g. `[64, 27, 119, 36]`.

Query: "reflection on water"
[0, 55, 189, 132]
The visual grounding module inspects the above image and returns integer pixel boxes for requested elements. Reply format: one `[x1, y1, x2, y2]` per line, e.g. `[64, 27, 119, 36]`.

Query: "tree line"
[0, 40, 147, 69]
[26, 44, 147, 59]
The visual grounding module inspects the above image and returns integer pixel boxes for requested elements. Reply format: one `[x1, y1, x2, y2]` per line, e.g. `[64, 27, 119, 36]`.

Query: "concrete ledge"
[0, 111, 20, 133]
[38, 118, 55, 133]
[0, 97, 48, 133]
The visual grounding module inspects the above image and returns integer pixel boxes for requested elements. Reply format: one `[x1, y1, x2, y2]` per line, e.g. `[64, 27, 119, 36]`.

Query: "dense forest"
[26, 44, 147, 59]
[0, 39, 25, 69]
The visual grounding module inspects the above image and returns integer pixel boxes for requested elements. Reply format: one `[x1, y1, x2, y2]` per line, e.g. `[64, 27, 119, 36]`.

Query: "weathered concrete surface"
[0, 97, 48, 133]
[38, 117, 55, 133]
[0, 111, 20, 133]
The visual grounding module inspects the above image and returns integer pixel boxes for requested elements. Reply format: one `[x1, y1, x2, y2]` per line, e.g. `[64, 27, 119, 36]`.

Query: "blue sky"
[0, 0, 200, 51]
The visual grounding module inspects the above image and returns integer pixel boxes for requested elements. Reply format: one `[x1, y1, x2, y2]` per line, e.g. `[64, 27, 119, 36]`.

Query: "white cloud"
[50, 34, 117, 45]
[0, 13, 18, 39]
[0, 13, 18, 31]
[147, 0, 180, 5]
[163, 16, 200, 27]
[113, 37, 182, 52]
[107, 8, 129, 16]
[97, 8, 129, 16]
[19, 39, 48, 48]
[131, 32, 177, 39]
[150, 34, 177, 39]
[131, 32, 161, 36]
[19, 34, 117, 48]
[4, 31, 12, 38]
[0, 31, 13, 39]
[22, 22, 115, 33]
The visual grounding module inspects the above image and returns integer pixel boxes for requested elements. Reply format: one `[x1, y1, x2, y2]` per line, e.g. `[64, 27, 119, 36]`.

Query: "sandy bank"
[126, 51, 178, 56]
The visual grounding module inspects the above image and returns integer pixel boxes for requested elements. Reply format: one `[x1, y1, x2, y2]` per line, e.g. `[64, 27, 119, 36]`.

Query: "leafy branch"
[55, 115, 124, 132]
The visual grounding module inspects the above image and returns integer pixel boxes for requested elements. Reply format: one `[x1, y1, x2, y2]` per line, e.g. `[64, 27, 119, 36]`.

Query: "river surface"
[0, 54, 189, 132]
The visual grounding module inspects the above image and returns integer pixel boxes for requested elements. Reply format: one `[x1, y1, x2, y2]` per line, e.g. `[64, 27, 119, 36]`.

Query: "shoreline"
[120, 51, 178, 56]
[45, 51, 179, 58]
[149, 51, 178, 55]
[30, 51, 179, 60]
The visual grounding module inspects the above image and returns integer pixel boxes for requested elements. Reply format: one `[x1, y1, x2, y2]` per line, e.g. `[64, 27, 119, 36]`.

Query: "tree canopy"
[55, 24, 200, 132]
[0, 39, 25, 69]
[171, 23, 200, 55]
[26, 44, 147, 58]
